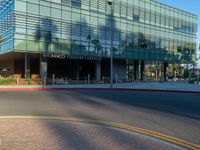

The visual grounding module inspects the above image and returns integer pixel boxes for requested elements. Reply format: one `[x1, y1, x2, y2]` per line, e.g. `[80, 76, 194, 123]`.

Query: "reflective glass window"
[71, 0, 81, 8]
[15, 0, 26, 12]
[27, 3, 39, 14]
[40, 5, 50, 16]
[51, 8, 61, 18]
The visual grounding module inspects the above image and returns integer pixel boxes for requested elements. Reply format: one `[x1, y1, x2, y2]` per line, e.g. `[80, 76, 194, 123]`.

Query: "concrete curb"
[0, 87, 200, 94]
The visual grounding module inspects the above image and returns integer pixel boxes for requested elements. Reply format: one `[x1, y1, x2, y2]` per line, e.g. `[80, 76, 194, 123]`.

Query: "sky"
[158, 0, 200, 48]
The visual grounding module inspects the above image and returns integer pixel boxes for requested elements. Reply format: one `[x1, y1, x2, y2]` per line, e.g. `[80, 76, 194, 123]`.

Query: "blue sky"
[158, 0, 200, 48]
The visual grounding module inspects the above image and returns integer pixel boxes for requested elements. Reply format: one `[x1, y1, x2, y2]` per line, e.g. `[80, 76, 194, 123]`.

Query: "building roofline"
[152, 0, 197, 18]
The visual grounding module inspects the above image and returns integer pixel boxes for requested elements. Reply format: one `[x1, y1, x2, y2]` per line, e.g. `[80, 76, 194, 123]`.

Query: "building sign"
[43, 53, 100, 60]
[43, 54, 66, 59]
[65, 55, 97, 60]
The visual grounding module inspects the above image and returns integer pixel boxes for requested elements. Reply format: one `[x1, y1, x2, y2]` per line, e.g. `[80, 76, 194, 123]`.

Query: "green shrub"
[0, 77, 15, 85]
[25, 78, 32, 85]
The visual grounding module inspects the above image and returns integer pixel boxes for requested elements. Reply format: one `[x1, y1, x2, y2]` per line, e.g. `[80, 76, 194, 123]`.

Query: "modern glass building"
[0, 0, 197, 81]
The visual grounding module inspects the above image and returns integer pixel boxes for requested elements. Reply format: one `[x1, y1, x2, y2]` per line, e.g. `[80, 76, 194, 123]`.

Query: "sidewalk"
[0, 81, 200, 93]
[0, 119, 186, 150]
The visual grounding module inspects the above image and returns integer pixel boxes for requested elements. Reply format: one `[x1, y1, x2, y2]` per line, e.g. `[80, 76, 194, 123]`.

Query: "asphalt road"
[0, 90, 200, 145]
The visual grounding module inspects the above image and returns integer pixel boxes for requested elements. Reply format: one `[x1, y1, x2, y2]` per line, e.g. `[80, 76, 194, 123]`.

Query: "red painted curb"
[0, 87, 200, 94]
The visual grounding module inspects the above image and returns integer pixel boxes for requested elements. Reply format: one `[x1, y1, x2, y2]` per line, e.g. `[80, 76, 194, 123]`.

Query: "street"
[0, 90, 200, 149]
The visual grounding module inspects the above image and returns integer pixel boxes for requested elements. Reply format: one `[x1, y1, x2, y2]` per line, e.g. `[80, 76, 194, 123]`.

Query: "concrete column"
[95, 60, 101, 81]
[134, 60, 139, 81]
[25, 53, 30, 78]
[164, 62, 168, 81]
[76, 61, 80, 80]
[40, 55, 48, 79]
[140, 60, 145, 81]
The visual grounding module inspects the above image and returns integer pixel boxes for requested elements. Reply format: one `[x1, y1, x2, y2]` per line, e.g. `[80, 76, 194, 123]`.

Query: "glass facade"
[0, 0, 198, 63]
[0, 0, 14, 53]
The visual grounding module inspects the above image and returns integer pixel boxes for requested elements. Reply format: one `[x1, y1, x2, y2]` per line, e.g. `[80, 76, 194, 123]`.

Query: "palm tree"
[35, 18, 58, 60]
[91, 39, 102, 56]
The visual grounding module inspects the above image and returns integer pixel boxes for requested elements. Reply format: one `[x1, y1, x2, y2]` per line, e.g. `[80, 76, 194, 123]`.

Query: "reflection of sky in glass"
[158, 0, 200, 66]
[158, 0, 200, 46]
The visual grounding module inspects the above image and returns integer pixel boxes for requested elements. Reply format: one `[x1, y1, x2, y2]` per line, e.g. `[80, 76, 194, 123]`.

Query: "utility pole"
[108, 0, 114, 88]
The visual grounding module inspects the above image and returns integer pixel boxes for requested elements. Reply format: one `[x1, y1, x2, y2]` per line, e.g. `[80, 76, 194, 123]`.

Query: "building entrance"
[47, 58, 95, 81]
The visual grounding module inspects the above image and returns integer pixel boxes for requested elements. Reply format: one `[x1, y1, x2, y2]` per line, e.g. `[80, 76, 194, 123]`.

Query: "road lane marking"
[0, 116, 199, 150]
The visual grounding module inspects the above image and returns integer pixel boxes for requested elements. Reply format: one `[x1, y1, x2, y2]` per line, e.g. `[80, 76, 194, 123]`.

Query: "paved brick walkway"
[0, 119, 183, 150]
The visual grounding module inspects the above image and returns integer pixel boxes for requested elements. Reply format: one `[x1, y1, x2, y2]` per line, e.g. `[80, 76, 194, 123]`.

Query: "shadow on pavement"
[48, 90, 200, 120]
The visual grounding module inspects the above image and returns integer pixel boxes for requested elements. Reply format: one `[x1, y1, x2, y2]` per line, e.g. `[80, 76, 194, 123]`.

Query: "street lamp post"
[108, 0, 113, 88]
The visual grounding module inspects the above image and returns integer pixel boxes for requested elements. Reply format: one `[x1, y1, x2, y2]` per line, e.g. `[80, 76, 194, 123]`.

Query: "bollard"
[65, 77, 68, 84]
[160, 76, 164, 83]
[115, 74, 118, 83]
[102, 76, 105, 84]
[88, 74, 90, 84]
[44, 77, 46, 86]
[132, 74, 134, 82]
[17, 77, 19, 85]
[52, 74, 55, 85]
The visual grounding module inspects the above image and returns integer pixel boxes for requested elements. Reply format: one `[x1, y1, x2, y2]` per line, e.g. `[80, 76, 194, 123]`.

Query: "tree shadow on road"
[47, 90, 200, 120]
